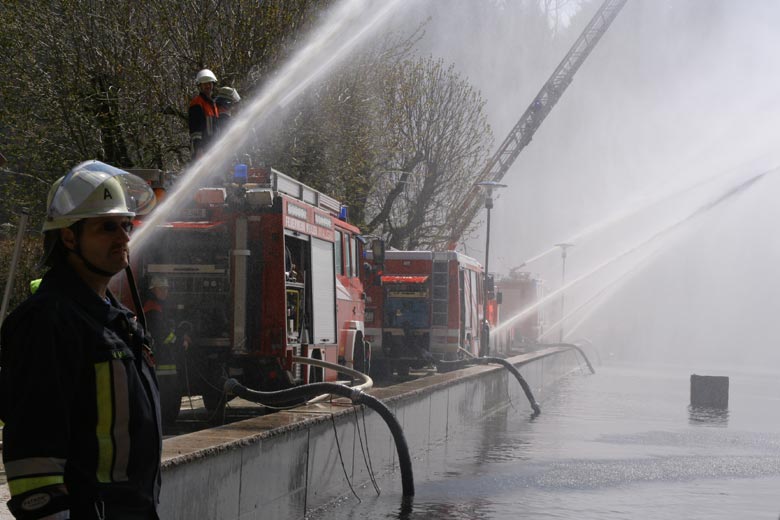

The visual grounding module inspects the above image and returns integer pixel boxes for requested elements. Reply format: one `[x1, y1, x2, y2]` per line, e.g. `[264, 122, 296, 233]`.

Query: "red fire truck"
[364, 250, 484, 377]
[123, 167, 370, 421]
[491, 270, 545, 354]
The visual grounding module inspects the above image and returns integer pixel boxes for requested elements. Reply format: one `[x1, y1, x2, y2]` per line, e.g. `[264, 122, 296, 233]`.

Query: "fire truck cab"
[364, 250, 484, 378]
[128, 166, 368, 422]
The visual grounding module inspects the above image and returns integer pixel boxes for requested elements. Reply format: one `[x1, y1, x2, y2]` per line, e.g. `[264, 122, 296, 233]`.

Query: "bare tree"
[0, 0, 331, 179]
[367, 57, 493, 249]
[257, 47, 492, 249]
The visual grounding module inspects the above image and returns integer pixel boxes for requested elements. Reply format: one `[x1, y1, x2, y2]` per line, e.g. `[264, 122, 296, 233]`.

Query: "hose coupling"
[349, 387, 363, 403]
[224, 378, 240, 395]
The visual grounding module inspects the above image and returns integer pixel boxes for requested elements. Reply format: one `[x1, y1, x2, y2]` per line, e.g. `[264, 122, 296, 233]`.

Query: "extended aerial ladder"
[448, 0, 629, 247]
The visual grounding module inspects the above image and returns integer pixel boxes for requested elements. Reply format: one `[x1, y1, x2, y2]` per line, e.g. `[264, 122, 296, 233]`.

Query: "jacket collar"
[41, 263, 132, 324]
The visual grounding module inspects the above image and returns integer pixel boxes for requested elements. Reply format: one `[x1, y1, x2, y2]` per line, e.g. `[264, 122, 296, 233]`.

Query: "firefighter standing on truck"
[188, 68, 219, 160]
[0, 161, 162, 519]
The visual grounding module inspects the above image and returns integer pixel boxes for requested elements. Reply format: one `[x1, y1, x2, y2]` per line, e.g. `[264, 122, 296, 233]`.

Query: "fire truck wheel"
[158, 374, 182, 429]
[202, 388, 226, 424]
[201, 365, 230, 424]
[353, 333, 369, 374]
[369, 359, 391, 381]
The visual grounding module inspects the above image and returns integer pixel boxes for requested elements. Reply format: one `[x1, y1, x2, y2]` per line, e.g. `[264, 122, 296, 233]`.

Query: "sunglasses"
[100, 220, 134, 234]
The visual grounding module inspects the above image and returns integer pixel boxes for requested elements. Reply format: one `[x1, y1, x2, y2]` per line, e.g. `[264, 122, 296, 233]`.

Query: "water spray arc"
[494, 165, 778, 337]
[539, 249, 658, 343]
[509, 159, 774, 274]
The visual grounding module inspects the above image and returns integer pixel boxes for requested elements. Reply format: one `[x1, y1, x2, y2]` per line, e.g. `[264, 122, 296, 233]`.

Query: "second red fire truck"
[364, 250, 485, 378]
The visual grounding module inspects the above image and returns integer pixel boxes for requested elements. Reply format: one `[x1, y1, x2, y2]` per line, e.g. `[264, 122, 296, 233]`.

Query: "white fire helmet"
[214, 86, 241, 104]
[195, 68, 218, 85]
[42, 160, 156, 232]
[149, 276, 169, 290]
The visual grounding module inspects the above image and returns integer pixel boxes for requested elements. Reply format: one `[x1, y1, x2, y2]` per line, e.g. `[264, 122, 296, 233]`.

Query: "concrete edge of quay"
[159, 346, 588, 519]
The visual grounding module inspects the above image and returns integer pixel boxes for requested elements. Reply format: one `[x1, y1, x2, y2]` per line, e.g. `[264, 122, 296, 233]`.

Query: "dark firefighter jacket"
[142, 298, 177, 375]
[188, 93, 219, 157]
[0, 263, 162, 519]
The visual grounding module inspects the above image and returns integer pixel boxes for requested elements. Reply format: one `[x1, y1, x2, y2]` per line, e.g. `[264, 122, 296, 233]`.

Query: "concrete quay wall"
[159, 347, 587, 519]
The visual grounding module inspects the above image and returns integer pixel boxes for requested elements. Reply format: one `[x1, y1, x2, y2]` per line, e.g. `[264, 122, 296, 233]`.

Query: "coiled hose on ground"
[224, 374, 415, 497]
[291, 355, 373, 403]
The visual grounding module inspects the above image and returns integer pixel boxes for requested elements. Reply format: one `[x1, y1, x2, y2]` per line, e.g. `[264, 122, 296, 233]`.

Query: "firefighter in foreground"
[0, 161, 162, 519]
[188, 68, 220, 160]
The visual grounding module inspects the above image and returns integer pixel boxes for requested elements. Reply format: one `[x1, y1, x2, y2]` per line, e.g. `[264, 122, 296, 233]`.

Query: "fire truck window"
[345, 234, 353, 277]
[475, 271, 482, 304]
[335, 230, 344, 276]
[350, 237, 359, 278]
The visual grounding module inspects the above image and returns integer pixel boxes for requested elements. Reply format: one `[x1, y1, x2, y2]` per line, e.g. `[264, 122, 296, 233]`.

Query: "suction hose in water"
[435, 355, 541, 416]
[224, 378, 415, 497]
[558, 343, 596, 374]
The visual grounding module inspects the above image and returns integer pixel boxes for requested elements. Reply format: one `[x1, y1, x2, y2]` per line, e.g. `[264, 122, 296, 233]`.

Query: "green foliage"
[0, 234, 45, 317]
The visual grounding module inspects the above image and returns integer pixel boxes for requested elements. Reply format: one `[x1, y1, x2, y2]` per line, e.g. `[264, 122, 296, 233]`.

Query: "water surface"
[309, 363, 780, 519]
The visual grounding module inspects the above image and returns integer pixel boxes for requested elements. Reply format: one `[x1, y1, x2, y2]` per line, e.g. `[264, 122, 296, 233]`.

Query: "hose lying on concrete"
[224, 378, 415, 497]
[435, 355, 541, 416]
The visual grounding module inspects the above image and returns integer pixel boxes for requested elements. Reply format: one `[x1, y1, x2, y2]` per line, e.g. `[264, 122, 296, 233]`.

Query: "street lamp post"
[476, 181, 507, 356]
[554, 243, 574, 344]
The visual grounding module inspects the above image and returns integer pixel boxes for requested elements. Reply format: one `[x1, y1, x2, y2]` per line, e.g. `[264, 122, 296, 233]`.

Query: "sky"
[397, 0, 780, 368]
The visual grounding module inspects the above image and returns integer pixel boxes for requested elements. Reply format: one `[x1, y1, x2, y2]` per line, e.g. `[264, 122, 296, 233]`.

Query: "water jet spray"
[495, 165, 779, 337]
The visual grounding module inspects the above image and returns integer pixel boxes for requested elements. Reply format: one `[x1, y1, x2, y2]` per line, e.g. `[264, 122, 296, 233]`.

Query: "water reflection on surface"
[307, 363, 780, 520]
[688, 406, 730, 426]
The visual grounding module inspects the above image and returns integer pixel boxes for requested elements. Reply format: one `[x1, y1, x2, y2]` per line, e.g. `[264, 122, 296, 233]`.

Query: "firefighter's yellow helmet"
[42, 160, 156, 231]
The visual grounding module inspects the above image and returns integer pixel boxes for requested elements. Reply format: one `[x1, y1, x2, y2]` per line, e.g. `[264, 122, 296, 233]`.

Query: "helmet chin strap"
[124, 262, 147, 330]
[71, 246, 117, 278]
[66, 222, 117, 279]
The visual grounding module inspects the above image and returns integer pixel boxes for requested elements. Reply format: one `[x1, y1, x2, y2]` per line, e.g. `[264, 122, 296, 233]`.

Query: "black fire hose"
[560, 343, 596, 374]
[435, 357, 541, 416]
[224, 378, 415, 497]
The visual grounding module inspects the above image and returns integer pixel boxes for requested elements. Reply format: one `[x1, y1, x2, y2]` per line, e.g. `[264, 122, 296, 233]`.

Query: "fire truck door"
[311, 237, 336, 344]
[458, 269, 466, 347]
[459, 269, 478, 352]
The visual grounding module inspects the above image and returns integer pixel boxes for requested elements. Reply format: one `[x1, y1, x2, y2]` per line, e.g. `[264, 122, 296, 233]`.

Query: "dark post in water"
[690, 374, 729, 409]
